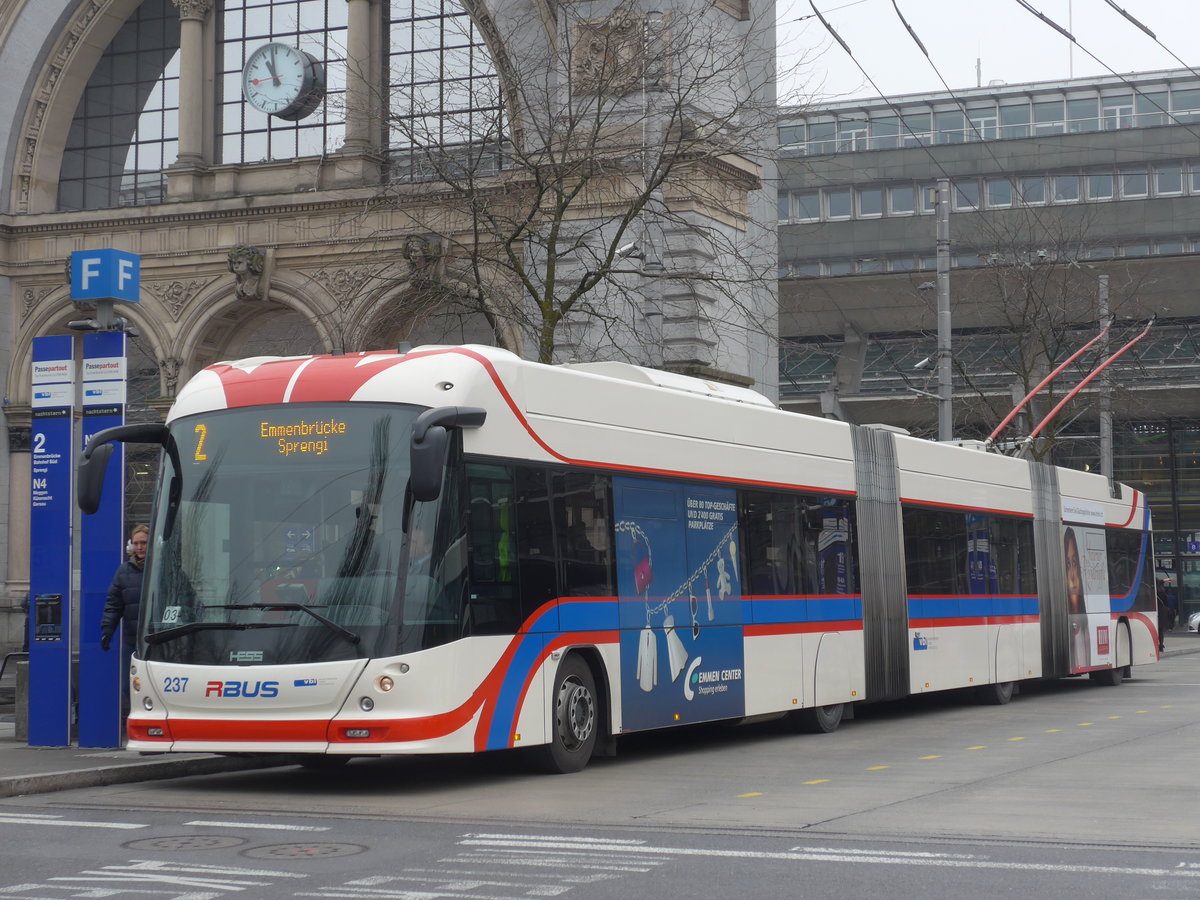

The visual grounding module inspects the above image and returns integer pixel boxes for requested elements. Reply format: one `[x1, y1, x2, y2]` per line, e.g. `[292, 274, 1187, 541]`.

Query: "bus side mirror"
[78, 423, 171, 514]
[409, 406, 487, 503]
[78, 443, 115, 515]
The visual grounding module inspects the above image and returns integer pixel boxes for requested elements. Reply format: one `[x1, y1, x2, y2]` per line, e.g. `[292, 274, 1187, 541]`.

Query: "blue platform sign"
[28, 335, 75, 746]
[70, 249, 140, 303]
[77, 331, 127, 748]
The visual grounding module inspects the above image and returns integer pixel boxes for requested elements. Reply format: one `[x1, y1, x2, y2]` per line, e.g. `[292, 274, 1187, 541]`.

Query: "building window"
[1018, 176, 1046, 205]
[967, 105, 998, 140]
[870, 116, 900, 150]
[1101, 94, 1134, 130]
[889, 184, 915, 215]
[935, 110, 965, 144]
[1000, 102, 1030, 139]
[1156, 240, 1185, 255]
[794, 190, 819, 222]
[1053, 174, 1079, 203]
[1121, 169, 1149, 198]
[953, 180, 979, 211]
[920, 183, 938, 213]
[902, 112, 932, 146]
[779, 123, 804, 146]
[837, 120, 868, 152]
[1135, 89, 1168, 127]
[857, 186, 883, 217]
[1087, 173, 1114, 200]
[985, 178, 1012, 208]
[58, 0, 181, 210]
[825, 187, 852, 219]
[388, 0, 506, 178]
[826, 260, 854, 275]
[776, 192, 790, 222]
[1034, 99, 1065, 135]
[220, 0, 348, 164]
[1156, 165, 1184, 195]
[1066, 97, 1099, 133]
[807, 121, 836, 154]
[1171, 87, 1200, 122]
[1123, 243, 1151, 258]
[889, 257, 917, 272]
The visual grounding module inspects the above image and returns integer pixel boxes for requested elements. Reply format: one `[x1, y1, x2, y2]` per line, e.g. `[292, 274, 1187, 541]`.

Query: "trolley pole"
[936, 178, 952, 441]
[1098, 274, 1113, 484]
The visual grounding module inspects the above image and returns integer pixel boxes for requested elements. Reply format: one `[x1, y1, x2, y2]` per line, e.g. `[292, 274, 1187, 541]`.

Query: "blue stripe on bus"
[907, 595, 1039, 619]
[746, 595, 863, 625]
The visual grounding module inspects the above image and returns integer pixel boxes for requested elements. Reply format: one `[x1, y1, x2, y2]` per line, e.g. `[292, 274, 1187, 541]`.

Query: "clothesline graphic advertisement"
[614, 476, 745, 731]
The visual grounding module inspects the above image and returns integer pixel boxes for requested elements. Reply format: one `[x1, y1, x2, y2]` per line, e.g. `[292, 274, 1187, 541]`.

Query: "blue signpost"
[28, 336, 76, 746]
[27, 251, 138, 748]
[77, 332, 127, 748]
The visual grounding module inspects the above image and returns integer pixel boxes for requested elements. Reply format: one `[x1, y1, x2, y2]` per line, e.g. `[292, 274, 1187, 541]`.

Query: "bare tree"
[330, 2, 780, 372]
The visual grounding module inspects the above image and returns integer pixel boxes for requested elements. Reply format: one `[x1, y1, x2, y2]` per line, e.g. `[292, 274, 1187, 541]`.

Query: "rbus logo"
[205, 680, 279, 698]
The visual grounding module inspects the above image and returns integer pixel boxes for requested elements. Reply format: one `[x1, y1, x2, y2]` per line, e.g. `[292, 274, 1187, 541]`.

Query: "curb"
[0, 754, 296, 799]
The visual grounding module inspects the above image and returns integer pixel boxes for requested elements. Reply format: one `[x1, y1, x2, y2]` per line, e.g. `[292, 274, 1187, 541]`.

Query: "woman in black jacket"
[100, 525, 148, 711]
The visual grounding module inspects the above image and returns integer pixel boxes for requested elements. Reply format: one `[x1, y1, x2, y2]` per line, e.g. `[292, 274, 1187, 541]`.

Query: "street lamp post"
[936, 178, 952, 442]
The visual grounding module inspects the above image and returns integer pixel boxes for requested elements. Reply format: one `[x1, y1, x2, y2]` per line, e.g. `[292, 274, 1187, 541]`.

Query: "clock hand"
[266, 48, 280, 86]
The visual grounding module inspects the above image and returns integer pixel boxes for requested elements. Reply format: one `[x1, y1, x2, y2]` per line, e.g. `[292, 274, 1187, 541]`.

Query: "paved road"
[1, 653, 1197, 897]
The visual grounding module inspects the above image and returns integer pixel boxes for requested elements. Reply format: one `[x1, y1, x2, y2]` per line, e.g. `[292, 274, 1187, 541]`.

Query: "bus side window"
[466, 463, 522, 634]
[553, 471, 614, 597]
[515, 466, 558, 621]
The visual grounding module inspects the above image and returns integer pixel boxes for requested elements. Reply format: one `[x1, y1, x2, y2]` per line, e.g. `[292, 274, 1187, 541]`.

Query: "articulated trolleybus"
[78, 345, 1158, 772]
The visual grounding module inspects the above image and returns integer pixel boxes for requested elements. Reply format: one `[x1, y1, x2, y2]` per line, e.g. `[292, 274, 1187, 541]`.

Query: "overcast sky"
[777, 0, 1200, 105]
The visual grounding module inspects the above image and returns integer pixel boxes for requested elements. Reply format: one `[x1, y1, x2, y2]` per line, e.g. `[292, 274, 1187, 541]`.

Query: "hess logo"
[205, 680, 279, 698]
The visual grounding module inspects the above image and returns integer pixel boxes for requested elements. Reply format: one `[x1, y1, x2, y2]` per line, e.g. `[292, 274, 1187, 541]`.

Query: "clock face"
[241, 42, 326, 121]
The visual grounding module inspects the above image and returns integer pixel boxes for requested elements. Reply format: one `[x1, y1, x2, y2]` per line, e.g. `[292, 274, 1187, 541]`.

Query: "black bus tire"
[789, 703, 844, 734]
[531, 655, 598, 774]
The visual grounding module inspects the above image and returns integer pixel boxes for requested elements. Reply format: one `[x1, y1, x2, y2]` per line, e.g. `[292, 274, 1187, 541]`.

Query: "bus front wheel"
[532, 655, 598, 774]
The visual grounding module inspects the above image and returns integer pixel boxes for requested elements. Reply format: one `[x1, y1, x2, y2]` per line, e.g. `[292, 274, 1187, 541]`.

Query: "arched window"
[57, 0, 181, 211]
[388, 0, 505, 180]
[219, 0, 348, 162]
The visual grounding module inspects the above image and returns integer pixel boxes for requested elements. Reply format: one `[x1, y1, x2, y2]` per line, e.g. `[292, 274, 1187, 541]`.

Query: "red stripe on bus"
[745, 620, 864, 637]
[1115, 489, 1141, 528]
[899, 497, 1033, 518]
[909, 615, 1039, 628]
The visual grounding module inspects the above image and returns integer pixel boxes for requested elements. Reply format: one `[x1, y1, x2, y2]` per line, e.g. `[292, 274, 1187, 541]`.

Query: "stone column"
[169, 0, 214, 199]
[334, 0, 383, 184]
[343, 0, 374, 152]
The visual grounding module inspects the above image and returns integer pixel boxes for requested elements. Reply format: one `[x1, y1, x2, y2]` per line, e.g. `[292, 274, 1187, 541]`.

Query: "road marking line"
[967, 745, 985, 750]
[0, 816, 145, 830]
[458, 836, 1200, 879]
[737, 792, 764, 798]
[802, 779, 830, 785]
[185, 820, 330, 832]
[1107, 716, 1121, 720]
[1078, 722, 1094, 727]
[1007, 737, 1025, 742]
[919, 755, 941, 760]
[867, 766, 889, 771]
[1045, 729, 1061, 733]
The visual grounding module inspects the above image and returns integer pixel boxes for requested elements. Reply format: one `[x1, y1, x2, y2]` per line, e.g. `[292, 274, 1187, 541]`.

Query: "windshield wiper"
[215, 603, 362, 645]
[145, 620, 295, 646]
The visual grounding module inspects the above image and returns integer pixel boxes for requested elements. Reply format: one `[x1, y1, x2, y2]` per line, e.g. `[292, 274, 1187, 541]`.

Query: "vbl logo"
[205, 680, 279, 698]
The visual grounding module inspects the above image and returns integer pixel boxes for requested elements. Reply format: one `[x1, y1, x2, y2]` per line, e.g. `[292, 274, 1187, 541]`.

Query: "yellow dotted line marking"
[1045, 728, 1062, 733]
[1008, 736, 1025, 742]
[967, 745, 986, 751]
[919, 755, 941, 760]
[1107, 716, 1121, 720]
[867, 765, 890, 771]
[737, 792, 764, 798]
[1161, 705, 1174, 709]
[1135, 710, 1148, 714]
[803, 779, 830, 785]
[1078, 722, 1094, 727]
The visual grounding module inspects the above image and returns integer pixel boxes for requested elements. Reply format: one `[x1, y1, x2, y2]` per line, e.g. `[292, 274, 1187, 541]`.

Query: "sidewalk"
[1, 635, 1197, 799]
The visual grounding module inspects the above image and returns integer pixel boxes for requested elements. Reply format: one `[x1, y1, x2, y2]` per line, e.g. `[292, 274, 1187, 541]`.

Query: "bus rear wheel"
[976, 680, 1015, 705]
[789, 703, 844, 734]
[532, 655, 598, 774]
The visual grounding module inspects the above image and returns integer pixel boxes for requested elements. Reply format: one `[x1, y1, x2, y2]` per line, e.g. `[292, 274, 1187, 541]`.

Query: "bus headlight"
[131, 676, 142, 693]
[359, 696, 374, 712]
[375, 675, 394, 692]
[143, 697, 154, 711]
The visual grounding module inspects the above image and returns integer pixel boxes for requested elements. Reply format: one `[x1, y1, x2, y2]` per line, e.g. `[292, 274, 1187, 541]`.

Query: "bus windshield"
[140, 402, 460, 665]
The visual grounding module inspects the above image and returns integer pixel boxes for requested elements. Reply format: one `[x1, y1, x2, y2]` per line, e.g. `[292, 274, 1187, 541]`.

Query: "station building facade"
[0, 0, 777, 652]
[777, 68, 1200, 621]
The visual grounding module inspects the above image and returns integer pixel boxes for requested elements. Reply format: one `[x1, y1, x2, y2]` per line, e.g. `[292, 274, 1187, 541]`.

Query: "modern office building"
[777, 67, 1200, 620]
[0, 0, 776, 652]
